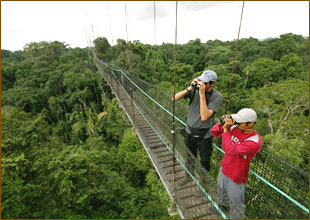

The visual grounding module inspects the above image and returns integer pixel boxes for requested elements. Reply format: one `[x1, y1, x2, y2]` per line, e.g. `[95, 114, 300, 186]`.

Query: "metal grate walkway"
[95, 58, 227, 219]
[93, 53, 309, 219]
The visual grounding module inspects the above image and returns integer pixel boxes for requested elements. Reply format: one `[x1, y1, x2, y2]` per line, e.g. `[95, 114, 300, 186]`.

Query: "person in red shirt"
[210, 108, 262, 219]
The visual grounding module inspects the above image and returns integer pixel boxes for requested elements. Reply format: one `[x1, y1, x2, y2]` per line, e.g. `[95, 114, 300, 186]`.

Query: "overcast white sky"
[1, 1, 309, 51]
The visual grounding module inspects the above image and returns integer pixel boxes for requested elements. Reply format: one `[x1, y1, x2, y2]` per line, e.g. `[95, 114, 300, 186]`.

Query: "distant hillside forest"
[1, 33, 309, 218]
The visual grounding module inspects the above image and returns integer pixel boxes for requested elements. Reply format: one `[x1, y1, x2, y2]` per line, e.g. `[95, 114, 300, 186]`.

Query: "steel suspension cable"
[107, 4, 114, 45]
[225, 1, 245, 113]
[171, 0, 178, 212]
[97, 57, 309, 215]
[153, 1, 157, 73]
[110, 70, 227, 218]
[124, 2, 129, 42]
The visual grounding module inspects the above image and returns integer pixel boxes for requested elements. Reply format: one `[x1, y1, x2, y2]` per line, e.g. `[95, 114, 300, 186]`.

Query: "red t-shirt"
[211, 124, 262, 183]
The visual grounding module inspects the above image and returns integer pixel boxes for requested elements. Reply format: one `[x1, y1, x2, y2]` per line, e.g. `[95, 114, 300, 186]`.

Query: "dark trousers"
[185, 133, 213, 172]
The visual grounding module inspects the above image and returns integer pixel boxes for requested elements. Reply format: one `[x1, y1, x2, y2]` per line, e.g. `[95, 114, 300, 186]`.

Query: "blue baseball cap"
[198, 70, 217, 83]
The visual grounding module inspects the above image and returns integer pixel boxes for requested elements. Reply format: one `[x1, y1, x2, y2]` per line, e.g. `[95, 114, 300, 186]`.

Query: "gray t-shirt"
[184, 88, 223, 138]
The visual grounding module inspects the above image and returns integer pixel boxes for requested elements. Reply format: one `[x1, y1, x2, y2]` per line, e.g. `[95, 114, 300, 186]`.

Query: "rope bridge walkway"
[93, 53, 309, 219]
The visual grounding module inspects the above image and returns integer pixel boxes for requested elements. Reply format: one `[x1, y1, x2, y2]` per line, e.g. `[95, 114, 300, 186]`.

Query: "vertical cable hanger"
[225, 1, 245, 113]
[172, 0, 178, 188]
[86, 13, 95, 48]
[169, 1, 178, 216]
[124, 2, 129, 43]
[153, 1, 157, 73]
[85, 28, 92, 64]
[107, 4, 114, 45]
[90, 17, 95, 46]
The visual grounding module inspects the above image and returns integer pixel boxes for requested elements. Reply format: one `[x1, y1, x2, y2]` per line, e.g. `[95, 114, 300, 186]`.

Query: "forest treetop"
[1, 33, 308, 219]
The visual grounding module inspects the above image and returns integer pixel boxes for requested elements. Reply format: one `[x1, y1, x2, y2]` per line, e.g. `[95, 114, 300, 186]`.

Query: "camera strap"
[188, 88, 196, 106]
[188, 89, 210, 106]
[236, 125, 255, 132]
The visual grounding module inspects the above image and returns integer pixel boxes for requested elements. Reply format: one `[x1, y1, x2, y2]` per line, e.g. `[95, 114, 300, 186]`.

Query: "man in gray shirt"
[173, 70, 222, 184]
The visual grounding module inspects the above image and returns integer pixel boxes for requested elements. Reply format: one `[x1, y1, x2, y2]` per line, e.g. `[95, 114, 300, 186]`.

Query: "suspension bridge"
[92, 52, 309, 219]
[86, 2, 309, 219]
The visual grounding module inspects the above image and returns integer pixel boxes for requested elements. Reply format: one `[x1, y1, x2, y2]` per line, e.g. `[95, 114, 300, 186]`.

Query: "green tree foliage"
[113, 49, 143, 76]
[91, 34, 308, 170]
[88, 34, 308, 219]
[2, 32, 309, 218]
[249, 79, 309, 169]
[172, 63, 195, 87]
[1, 42, 172, 219]
[280, 53, 305, 80]
[243, 58, 283, 88]
[115, 129, 152, 187]
[250, 79, 308, 135]
[271, 33, 299, 60]
[206, 45, 232, 66]
[93, 37, 111, 61]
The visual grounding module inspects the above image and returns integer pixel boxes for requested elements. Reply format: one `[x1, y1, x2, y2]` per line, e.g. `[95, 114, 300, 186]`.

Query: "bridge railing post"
[129, 85, 135, 122]
[115, 74, 120, 97]
[108, 70, 112, 84]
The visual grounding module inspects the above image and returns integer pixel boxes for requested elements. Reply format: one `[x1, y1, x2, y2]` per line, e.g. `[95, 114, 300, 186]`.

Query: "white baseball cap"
[231, 108, 257, 123]
[198, 70, 217, 83]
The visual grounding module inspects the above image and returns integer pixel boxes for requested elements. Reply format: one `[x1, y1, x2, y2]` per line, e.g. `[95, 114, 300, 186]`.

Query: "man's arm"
[198, 82, 214, 121]
[172, 86, 193, 101]
[172, 78, 196, 102]
[210, 123, 224, 137]
[221, 132, 262, 156]
[221, 118, 262, 155]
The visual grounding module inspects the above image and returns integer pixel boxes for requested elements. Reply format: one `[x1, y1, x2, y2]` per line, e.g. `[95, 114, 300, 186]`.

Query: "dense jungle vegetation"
[1, 33, 309, 218]
[1, 42, 173, 218]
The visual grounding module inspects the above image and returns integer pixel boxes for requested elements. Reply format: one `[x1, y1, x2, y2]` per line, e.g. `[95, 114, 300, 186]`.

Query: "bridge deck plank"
[97, 66, 225, 219]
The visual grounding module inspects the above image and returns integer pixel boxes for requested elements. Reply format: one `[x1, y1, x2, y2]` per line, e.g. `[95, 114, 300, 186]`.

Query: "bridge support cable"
[93, 48, 309, 218]
[94, 55, 231, 219]
[169, 1, 179, 216]
[153, 1, 157, 73]
[107, 4, 114, 45]
[95, 60, 235, 219]
[95, 50, 309, 214]
[225, 1, 245, 113]
[89, 0, 309, 215]
[124, 2, 129, 43]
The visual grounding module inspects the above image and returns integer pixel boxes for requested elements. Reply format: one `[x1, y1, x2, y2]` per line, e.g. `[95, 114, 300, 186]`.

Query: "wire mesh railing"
[95, 56, 241, 219]
[94, 54, 309, 219]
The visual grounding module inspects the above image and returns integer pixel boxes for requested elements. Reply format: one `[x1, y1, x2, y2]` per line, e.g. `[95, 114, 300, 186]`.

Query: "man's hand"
[186, 78, 198, 92]
[223, 117, 235, 132]
[197, 81, 206, 94]
[172, 78, 197, 101]
[219, 115, 231, 126]
[191, 78, 198, 86]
